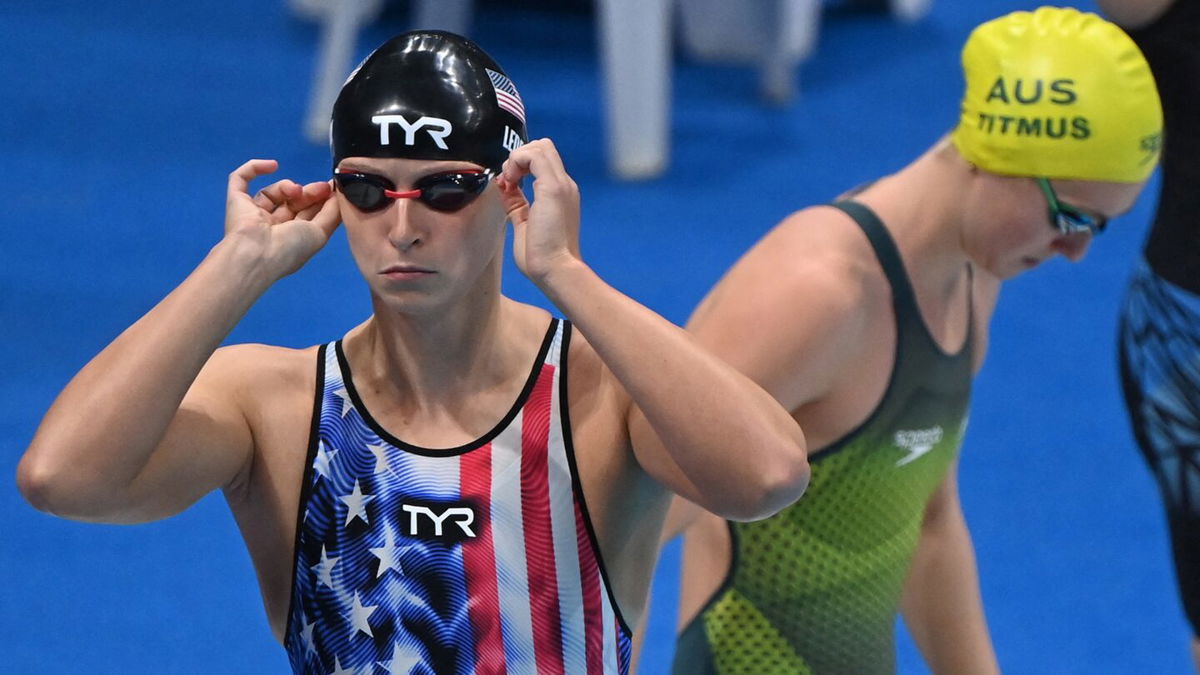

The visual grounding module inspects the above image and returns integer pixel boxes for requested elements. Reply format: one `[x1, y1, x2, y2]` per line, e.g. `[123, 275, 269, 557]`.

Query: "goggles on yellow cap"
[950, 7, 1163, 183]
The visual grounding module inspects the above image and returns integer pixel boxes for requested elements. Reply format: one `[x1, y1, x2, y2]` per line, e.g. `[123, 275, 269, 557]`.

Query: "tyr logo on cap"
[372, 114, 453, 149]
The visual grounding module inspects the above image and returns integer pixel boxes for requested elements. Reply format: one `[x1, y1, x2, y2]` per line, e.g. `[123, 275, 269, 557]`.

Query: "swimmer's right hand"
[223, 158, 342, 278]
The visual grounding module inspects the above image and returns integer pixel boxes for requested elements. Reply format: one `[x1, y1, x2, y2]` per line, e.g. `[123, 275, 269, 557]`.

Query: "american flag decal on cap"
[486, 68, 526, 125]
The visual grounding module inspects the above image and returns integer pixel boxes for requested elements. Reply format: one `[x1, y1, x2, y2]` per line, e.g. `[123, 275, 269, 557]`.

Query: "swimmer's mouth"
[381, 264, 436, 280]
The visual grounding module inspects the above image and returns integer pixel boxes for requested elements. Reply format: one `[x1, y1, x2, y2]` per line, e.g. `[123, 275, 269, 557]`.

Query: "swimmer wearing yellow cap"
[657, 7, 1162, 674]
[953, 7, 1162, 184]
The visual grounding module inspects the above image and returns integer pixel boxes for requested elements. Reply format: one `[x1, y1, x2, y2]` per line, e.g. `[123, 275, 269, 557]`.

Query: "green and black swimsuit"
[673, 201, 974, 674]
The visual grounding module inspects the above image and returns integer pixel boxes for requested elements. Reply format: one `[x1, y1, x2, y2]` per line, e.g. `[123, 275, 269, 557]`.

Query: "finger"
[279, 182, 333, 222]
[256, 179, 305, 209]
[511, 138, 570, 185]
[228, 159, 279, 197]
[508, 141, 576, 206]
[263, 182, 324, 224]
[521, 140, 578, 204]
[307, 193, 343, 239]
[496, 173, 530, 225]
[500, 146, 534, 186]
[528, 138, 569, 180]
[291, 181, 337, 220]
[251, 191, 273, 212]
[296, 180, 333, 207]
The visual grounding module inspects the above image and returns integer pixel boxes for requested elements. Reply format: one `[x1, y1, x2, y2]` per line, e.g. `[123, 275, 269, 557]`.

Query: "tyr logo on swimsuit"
[400, 499, 478, 542]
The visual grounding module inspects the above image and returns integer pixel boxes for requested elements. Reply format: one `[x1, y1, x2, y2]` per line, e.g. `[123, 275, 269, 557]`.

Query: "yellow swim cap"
[950, 6, 1162, 183]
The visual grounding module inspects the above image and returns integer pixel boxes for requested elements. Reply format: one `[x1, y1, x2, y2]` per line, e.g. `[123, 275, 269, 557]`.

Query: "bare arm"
[17, 160, 340, 523]
[683, 218, 872, 424]
[900, 464, 999, 675]
[898, 268, 1000, 672]
[497, 139, 809, 522]
[628, 205, 877, 532]
[630, 208, 875, 668]
[630, 213, 883, 521]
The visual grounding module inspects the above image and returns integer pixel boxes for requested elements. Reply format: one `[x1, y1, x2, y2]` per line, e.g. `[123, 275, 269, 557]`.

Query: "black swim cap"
[331, 31, 528, 173]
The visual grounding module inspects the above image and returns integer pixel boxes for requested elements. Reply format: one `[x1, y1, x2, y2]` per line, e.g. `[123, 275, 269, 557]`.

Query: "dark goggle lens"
[416, 172, 490, 212]
[334, 170, 490, 213]
[336, 175, 392, 212]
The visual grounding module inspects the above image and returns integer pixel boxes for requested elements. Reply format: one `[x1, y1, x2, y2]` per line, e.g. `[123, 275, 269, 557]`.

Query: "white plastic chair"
[293, 0, 929, 180]
[676, 0, 822, 103]
[293, 0, 669, 179]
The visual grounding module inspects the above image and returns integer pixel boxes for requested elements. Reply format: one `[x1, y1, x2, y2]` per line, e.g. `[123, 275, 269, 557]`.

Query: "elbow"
[725, 436, 810, 522]
[17, 450, 65, 514]
[16, 445, 111, 518]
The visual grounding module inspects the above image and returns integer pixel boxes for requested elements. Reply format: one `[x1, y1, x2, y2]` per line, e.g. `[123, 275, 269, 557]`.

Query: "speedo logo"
[372, 114, 452, 149]
[893, 425, 943, 467]
[400, 499, 477, 543]
[1139, 132, 1163, 165]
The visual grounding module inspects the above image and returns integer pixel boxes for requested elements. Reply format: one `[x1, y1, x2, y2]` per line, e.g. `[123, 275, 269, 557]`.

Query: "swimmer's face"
[336, 156, 509, 314]
[962, 172, 1145, 279]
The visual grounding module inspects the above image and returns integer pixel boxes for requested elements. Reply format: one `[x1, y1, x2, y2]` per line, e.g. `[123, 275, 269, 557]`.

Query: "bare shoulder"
[776, 205, 881, 289]
[648, 204, 881, 416]
[198, 343, 322, 429]
[206, 343, 320, 387]
[710, 204, 880, 309]
[202, 343, 322, 495]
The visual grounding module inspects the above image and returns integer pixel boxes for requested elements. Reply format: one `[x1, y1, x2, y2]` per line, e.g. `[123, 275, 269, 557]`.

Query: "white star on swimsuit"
[369, 522, 405, 578]
[314, 441, 339, 480]
[340, 479, 374, 526]
[347, 592, 378, 639]
[329, 655, 360, 675]
[300, 615, 317, 655]
[367, 443, 392, 475]
[334, 387, 355, 418]
[312, 545, 340, 590]
[378, 639, 424, 675]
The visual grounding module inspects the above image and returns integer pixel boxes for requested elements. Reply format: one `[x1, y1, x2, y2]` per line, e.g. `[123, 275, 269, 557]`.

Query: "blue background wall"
[1, 0, 1189, 671]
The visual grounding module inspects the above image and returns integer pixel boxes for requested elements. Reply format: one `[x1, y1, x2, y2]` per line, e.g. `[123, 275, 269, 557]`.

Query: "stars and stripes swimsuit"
[284, 319, 633, 674]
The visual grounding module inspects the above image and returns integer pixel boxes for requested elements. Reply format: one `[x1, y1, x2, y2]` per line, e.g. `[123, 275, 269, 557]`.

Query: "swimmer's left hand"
[497, 138, 583, 285]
